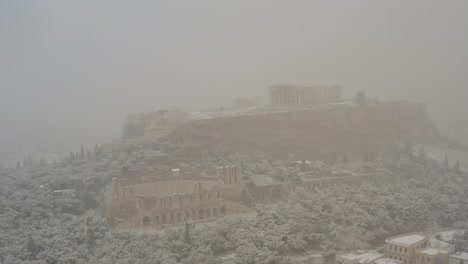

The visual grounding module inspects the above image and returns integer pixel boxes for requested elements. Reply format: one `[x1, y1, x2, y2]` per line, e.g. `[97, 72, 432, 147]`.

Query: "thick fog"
[1, 0, 468, 161]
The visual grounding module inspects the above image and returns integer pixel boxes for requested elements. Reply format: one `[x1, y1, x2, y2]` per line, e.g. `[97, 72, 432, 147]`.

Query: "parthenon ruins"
[268, 84, 342, 107]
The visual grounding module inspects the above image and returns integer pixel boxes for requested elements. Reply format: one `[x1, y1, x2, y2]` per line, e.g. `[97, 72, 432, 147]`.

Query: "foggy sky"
[1, 0, 468, 160]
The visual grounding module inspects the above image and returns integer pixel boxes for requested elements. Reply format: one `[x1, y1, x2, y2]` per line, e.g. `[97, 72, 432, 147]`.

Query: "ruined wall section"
[103, 178, 139, 227]
[216, 166, 245, 200]
[250, 174, 375, 204]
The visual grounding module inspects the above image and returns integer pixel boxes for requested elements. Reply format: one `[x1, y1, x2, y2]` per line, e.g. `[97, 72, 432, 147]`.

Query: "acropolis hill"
[124, 85, 438, 161]
[107, 86, 440, 230]
[166, 101, 437, 161]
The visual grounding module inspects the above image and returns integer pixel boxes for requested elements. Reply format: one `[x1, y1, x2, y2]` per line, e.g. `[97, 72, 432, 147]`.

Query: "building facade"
[268, 84, 341, 107]
[385, 233, 429, 264]
[414, 248, 450, 264]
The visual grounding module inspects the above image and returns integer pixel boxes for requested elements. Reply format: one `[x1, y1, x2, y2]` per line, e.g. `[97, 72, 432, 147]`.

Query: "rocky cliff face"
[165, 102, 439, 160]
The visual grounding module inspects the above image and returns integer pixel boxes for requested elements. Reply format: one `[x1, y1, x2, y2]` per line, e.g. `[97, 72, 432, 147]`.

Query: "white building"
[385, 233, 429, 264]
[449, 253, 468, 264]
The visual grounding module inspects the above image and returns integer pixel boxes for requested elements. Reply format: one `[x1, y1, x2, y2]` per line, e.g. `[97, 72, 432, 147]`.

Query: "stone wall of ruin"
[166, 102, 439, 161]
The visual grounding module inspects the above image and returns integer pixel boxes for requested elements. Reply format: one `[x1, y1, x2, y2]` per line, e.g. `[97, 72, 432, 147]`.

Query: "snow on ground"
[436, 230, 462, 242]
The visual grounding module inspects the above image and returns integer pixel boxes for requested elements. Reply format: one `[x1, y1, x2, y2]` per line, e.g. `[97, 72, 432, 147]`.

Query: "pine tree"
[405, 140, 413, 156]
[185, 220, 191, 243]
[443, 154, 450, 172]
[86, 148, 92, 161]
[454, 161, 461, 175]
[80, 144, 85, 160]
[418, 146, 426, 159]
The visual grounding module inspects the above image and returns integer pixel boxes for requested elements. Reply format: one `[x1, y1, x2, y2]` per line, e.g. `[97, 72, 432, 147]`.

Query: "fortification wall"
[250, 174, 375, 204]
[166, 103, 438, 160]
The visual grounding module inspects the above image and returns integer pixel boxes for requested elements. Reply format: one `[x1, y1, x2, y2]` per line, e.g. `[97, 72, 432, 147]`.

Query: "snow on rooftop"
[340, 251, 384, 263]
[451, 252, 468, 261]
[420, 248, 441, 256]
[388, 234, 427, 246]
[430, 238, 454, 253]
[374, 258, 403, 264]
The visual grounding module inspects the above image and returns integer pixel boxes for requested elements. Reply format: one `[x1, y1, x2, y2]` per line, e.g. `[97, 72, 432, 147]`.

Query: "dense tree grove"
[1, 140, 467, 263]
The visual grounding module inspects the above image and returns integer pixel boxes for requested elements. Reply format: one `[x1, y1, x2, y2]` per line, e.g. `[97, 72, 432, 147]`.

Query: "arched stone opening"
[143, 216, 150, 226]
[198, 209, 204, 219]
[177, 212, 182, 222]
[220, 206, 226, 216]
[192, 210, 197, 220]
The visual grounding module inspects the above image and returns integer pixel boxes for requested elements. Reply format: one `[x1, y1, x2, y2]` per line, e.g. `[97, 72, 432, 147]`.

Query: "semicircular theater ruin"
[104, 166, 251, 229]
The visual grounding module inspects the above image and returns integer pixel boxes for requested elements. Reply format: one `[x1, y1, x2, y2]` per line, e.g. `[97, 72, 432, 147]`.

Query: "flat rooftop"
[387, 234, 427, 246]
[420, 248, 441, 256]
[375, 258, 403, 264]
[451, 252, 468, 261]
[339, 251, 384, 263]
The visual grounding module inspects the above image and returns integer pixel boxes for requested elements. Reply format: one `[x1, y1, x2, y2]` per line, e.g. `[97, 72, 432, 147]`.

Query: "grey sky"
[1, 0, 468, 158]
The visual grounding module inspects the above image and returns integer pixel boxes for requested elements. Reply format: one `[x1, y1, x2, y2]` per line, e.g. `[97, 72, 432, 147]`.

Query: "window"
[405, 248, 407, 253]
[390, 245, 393, 251]
[400, 247, 402, 252]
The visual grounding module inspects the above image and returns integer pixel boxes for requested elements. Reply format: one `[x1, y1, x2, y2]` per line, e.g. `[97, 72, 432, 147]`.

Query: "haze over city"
[1, 0, 468, 160]
[3, 1, 468, 264]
